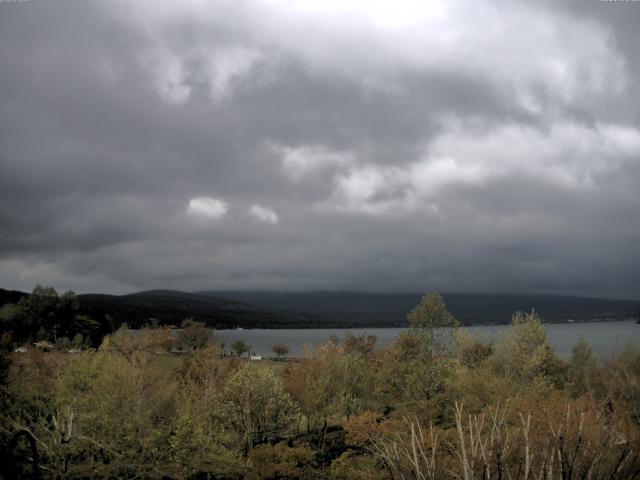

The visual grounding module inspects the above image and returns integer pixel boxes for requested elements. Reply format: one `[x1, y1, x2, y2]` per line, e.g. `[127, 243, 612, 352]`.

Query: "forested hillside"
[77, 290, 320, 329]
[200, 291, 638, 325]
[1, 288, 637, 344]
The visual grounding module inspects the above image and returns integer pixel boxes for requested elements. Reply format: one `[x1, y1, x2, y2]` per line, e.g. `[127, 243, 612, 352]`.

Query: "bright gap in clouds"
[186, 197, 228, 219]
[249, 204, 279, 224]
[278, 0, 448, 29]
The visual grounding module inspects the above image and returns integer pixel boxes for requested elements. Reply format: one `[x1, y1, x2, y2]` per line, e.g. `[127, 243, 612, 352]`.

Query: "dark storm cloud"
[0, 0, 639, 298]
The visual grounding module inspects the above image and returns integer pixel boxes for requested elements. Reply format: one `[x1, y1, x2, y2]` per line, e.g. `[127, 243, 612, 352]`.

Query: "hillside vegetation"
[1, 287, 637, 343]
[0, 293, 639, 478]
[201, 290, 639, 326]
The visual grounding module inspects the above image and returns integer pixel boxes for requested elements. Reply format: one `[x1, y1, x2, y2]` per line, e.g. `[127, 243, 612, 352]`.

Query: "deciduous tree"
[224, 363, 299, 453]
[272, 343, 290, 359]
[231, 339, 250, 357]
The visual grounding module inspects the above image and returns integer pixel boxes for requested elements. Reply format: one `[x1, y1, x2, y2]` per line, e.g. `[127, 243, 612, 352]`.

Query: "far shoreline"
[213, 317, 638, 331]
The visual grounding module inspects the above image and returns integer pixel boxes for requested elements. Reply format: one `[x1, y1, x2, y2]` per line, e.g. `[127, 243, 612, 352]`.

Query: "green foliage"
[407, 293, 459, 359]
[343, 332, 377, 357]
[0, 286, 100, 347]
[100, 325, 174, 360]
[408, 293, 458, 332]
[618, 340, 640, 375]
[231, 339, 251, 357]
[67, 351, 177, 476]
[0, 303, 20, 325]
[71, 332, 87, 349]
[287, 341, 377, 436]
[448, 363, 510, 416]
[174, 318, 215, 351]
[455, 329, 493, 369]
[604, 340, 640, 424]
[224, 362, 300, 452]
[170, 348, 243, 477]
[490, 310, 560, 389]
[331, 351, 376, 418]
[1, 293, 639, 479]
[376, 331, 456, 419]
[70, 315, 100, 343]
[568, 339, 597, 396]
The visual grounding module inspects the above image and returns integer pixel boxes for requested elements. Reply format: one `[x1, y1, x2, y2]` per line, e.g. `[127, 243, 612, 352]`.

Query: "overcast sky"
[1, 0, 639, 298]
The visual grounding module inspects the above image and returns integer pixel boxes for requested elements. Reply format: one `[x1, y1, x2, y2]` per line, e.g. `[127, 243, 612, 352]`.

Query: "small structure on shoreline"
[33, 341, 54, 351]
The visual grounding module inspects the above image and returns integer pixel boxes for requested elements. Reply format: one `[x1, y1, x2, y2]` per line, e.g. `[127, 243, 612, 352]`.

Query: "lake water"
[217, 320, 639, 360]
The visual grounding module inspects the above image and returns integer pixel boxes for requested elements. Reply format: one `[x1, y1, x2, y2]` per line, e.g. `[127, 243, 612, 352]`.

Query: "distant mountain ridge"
[0, 288, 29, 307]
[0, 288, 637, 328]
[198, 290, 639, 326]
[76, 289, 321, 328]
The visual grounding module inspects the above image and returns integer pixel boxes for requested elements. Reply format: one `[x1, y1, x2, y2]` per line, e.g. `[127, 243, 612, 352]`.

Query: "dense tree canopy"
[0, 286, 100, 347]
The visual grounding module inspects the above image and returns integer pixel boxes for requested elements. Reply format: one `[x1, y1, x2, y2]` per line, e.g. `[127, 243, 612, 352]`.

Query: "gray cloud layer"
[1, 0, 639, 298]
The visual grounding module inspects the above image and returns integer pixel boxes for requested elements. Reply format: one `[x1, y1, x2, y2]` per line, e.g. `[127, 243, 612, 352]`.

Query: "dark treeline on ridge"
[200, 290, 640, 326]
[1, 287, 637, 347]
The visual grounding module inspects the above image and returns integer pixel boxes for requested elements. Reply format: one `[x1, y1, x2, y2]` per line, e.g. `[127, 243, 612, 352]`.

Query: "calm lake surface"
[218, 320, 639, 360]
